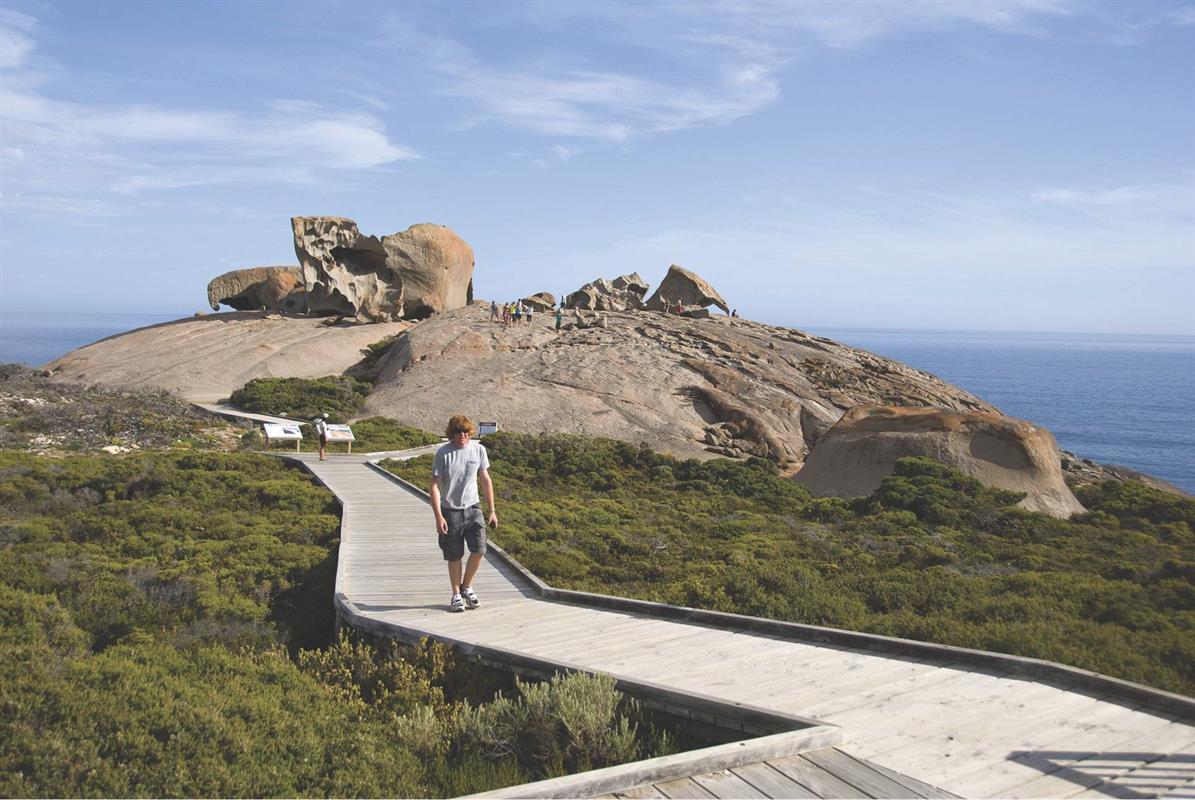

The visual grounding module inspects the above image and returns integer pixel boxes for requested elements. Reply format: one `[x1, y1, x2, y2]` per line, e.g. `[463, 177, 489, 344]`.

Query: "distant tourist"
[731, 309, 738, 318]
[490, 300, 499, 322]
[526, 305, 534, 325]
[513, 303, 523, 324]
[502, 302, 511, 326]
[313, 412, 329, 461]
[430, 415, 498, 613]
[555, 306, 563, 332]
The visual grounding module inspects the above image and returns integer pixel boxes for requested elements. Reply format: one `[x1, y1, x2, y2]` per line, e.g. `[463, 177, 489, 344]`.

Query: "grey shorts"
[439, 504, 487, 561]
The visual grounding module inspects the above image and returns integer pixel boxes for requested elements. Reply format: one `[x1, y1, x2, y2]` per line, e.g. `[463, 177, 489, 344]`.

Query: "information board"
[262, 423, 303, 440]
[324, 424, 355, 442]
[478, 421, 498, 435]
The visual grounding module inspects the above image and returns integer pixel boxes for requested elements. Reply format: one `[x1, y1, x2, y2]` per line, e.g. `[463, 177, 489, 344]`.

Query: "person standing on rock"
[555, 306, 563, 332]
[490, 300, 499, 322]
[313, 412, 329, 461]
[431, 415, 498, 613]
[525, 304, 533, 325]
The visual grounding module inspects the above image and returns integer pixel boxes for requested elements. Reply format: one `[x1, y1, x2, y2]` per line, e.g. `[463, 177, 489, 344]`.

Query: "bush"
[384, 434, 1195, 695]
[229, 376, 370, 422]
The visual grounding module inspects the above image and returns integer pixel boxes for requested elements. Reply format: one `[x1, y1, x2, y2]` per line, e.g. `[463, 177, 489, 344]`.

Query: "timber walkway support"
[293, 451, 1195, 799]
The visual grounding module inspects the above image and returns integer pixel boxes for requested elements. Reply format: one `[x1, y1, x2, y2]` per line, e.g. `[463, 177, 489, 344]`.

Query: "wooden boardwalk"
[298, 452, 1195, 799]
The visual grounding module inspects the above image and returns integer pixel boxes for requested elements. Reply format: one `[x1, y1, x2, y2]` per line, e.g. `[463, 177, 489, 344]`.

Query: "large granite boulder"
[644, 264, 729, 314]
[291, 216, 474, 322]
[207, 266, 306, 313]
[521, 292, 556, 312]
[565, 273, 650, 311]
[794, 405, 1086, 518]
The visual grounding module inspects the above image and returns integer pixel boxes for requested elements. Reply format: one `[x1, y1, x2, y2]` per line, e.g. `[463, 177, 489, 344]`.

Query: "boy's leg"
[447, 559, 463, 594]
[461, 552, 483, 590]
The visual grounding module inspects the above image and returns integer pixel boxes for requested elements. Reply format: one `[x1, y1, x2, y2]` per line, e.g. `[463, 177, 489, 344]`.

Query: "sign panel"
[478, 421, 499, 435]
[263, 423, 303, 440]
[324, 424, 355, 442]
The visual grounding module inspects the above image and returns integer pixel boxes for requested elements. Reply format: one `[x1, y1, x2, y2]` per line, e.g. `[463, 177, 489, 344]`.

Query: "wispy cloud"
[0, 10, 417, 213]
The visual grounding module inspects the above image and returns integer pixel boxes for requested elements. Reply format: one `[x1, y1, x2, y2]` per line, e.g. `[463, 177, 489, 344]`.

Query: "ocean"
[0, 312, 1191, 493]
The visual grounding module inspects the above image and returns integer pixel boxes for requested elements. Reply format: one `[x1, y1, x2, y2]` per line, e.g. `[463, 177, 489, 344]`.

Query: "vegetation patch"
[0, 364, 229, 453]
[229, 375, 371, 422]
[384, 432, 1195, 695]
[0, 448, 671, 796]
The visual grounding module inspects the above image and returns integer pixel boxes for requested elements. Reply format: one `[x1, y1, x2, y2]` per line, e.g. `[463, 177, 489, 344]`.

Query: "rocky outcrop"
[206, 267, 306, 313]
[794, 405, 1086, 517]
[362, 305, 996, 468]
[43, 312, 413, 404]
[521, 292, 556, 312]
[291, 217, 474, 322]
[565, 273, 650, 311]
[644, 264, 729, 314]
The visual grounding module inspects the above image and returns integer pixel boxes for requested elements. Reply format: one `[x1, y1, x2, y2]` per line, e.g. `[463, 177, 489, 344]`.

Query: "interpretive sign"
[263, 423, 303, 451]
[325, 424, 354, 441]
[479, 421, 498, 435]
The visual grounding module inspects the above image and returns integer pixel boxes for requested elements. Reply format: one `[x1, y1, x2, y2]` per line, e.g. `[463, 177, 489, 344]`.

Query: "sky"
[0, 0, 1192, 334]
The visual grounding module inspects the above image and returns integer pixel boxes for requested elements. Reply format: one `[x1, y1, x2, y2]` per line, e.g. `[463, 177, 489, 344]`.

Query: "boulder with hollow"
[207, 267, 306, 313]
[521, 292, 556, 312]
[291, 216, 474, 322]
[565, 273, 649, 311]
[794, 405, 1086, 517]
[644, 264, 729, 314]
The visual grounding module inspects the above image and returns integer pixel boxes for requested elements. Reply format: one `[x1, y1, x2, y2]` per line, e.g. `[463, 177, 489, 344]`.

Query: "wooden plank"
[606, 784, 668, 799]
[690, 769, 771, 798]
[768, 752, 870, 799]
[730, 762, 819, 799]
[654, 776, 718, 799]
[803, 748, 922, 799]
[862, 756, 960, 799]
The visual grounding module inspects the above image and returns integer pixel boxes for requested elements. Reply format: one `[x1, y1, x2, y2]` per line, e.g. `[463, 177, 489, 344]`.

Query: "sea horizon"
[1, 310, 1191, 493]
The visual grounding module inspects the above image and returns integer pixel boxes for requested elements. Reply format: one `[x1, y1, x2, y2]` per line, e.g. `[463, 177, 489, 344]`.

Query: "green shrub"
[229, 376, 370, 422]
[385, 435, 1195, 695]
[343, 417, 439, 452]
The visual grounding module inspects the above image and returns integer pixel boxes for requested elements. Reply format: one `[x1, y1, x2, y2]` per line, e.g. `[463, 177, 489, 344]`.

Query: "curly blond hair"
[445, 415, 476, 438]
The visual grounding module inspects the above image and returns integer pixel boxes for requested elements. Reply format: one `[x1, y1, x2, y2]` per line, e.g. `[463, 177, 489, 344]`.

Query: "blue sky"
[1, 0, 1192, 334]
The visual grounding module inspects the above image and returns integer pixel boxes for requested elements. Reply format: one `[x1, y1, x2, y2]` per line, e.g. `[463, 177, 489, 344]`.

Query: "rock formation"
[644, 264, 730, 314]
[794, 405, 1086, 517]
[43, 312, 413, 404]
[291, 217, 474, 322]
[565, 273, 650, 311]
[206, 267, 306, 313]
[521, 292, 556, 312]
[361, 305, 996, 468]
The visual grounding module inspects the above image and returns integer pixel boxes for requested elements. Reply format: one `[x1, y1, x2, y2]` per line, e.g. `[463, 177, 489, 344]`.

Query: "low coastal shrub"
[337, 416, 439, 452]
[384, 433, 1195, 695]
[229, 375, 371, 422]
[0, 365, 224, 452]
[0, 448, 670, 797]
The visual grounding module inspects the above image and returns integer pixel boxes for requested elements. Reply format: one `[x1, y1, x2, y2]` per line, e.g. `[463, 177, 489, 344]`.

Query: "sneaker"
[449, 594, 465, 613]
[462, 587, 480, 609]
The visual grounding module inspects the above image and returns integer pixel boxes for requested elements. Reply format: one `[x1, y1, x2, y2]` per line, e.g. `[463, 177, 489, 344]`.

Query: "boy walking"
[430, 415, 498, 612]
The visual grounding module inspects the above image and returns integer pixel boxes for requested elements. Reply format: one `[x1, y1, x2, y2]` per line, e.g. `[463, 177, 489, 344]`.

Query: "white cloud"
[1031, 183, 1195, 219]
[0, 8, 36, 69]
[0, 14, 418, 213]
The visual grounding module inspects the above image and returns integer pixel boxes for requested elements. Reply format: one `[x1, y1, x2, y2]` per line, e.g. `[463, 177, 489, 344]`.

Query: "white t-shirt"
[433, 440, 490, 509]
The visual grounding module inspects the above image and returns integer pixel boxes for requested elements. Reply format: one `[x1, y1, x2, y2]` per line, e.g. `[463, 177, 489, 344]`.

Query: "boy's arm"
[430, 475, 448, 534]
[479, 468, 498, 528]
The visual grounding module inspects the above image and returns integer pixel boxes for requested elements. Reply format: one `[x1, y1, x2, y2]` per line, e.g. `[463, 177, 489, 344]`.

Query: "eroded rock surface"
[44, 312, 412, 403]
[565, 273, 650, 311]
[521, 292, 556, 312]
[291, 216, 473, 322]
[644, 264, 730, 314]
[207, 266, 306, 313]
[794, 405, 1086, 517]
[363, 306, 995, 467]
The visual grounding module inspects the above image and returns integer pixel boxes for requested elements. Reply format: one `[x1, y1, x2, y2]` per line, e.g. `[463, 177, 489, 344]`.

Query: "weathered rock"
[565, 273, 649, 311]
[43, 311, 413, 404]
[521, 292, 556, 312]
[794, 405, 1086, 518]
[291, 216, 473, 322]
[682, 308, 711, 320]
[644, 264, 730, 314]
[362, 306, 998, 468]
[207, 266, 306, 313]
